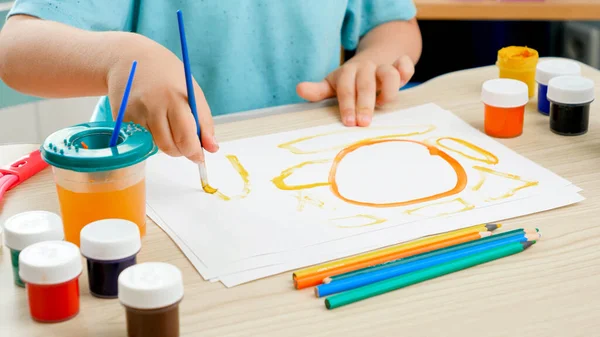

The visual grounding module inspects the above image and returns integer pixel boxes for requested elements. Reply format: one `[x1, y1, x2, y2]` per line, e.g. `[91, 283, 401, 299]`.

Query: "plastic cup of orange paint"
[19, 240, 82, 323]
[40, 122, 157, 246]
[481, 79, 529, 138]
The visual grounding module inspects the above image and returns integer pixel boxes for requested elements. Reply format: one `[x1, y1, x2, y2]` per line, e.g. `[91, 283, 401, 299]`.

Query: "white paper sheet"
[146, 103, 583, 286]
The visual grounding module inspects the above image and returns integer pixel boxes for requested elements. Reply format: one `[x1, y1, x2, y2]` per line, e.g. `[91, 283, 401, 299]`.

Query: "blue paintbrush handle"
[177, 10, 201, 139]
[110, 60, 137, 147]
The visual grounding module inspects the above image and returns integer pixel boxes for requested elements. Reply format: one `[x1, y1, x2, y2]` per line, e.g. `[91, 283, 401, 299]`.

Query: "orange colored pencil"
[293, 231, 491, 289]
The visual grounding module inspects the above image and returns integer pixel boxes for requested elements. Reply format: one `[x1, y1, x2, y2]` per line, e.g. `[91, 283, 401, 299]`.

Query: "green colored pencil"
[325, 241, 535, 310]
[325, 228, 539, 283]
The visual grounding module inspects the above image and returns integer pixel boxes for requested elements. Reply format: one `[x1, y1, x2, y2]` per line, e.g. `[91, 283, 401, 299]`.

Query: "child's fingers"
[393, 55, 415, 87]
[375, 64, 401, 106]
[147, 112, 181, 157]
[296, 80, 335, 102]
[336, 66, 358, 126]
[355, 63, 377, 127]
[168, 104, 204, 163]
[192, 82, 219, 153]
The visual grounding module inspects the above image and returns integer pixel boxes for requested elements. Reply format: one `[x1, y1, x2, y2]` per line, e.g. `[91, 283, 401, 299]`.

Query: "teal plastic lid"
[41, 122, 158, 172]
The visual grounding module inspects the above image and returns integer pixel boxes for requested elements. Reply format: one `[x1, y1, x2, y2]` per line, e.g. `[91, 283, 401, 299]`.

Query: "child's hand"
[296, 55, 415, 127]
[107, 39, 218, 163]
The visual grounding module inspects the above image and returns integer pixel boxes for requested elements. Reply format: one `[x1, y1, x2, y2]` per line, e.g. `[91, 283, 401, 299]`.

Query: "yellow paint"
[202, 183, 218, 194]
[330, 214, 387, 228]
[271, 159, 331, 190]
[405, 198, 475, 216]
[472, 170, 486, 191]
[435, 137, 499, 165]
[472, 166, 539, 201]
[207, 155, 251, 201]
[294, 191, 325, 211]
[277, 125, 436, 155]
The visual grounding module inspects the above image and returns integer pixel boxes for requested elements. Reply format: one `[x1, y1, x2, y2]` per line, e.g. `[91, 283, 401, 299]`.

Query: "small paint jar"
[119, 262, 184, 337]
[536, 59, 581, 115]
[482, 78, 529, 138]
[3, 211, 64, 287]
[80, 219, 141, 298]
[19, 240, 82, 323]
[497, 46, 539, 98]
[547, 75, 595, 136]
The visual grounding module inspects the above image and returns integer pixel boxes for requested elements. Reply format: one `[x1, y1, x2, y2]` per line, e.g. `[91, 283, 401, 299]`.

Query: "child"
[0, 0, 422, 163]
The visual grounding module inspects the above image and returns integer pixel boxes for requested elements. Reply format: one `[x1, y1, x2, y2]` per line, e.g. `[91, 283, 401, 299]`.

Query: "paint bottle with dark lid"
[547, 76, 595, 136]
[80, 219, 141, 298]
[118, 262, 184, 337]
[536, 59, 581, 115]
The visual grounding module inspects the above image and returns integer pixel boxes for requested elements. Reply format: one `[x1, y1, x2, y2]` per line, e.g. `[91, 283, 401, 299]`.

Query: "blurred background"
[1, 0, 600, 144]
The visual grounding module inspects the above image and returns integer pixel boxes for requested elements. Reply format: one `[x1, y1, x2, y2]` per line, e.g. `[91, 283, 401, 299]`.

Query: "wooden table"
[415, 0, 600, 20]
[2, 62, 600, 336]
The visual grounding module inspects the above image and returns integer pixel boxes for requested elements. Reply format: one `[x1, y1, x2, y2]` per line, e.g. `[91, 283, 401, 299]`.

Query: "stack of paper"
[146, 103, 583, 287]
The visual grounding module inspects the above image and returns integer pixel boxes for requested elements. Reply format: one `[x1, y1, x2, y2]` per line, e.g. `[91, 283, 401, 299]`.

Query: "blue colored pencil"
[177, 9, 211, 190]
[110, 60, 137, 147]
[315, 231, 537, 298]
[324, 228, 538, 284]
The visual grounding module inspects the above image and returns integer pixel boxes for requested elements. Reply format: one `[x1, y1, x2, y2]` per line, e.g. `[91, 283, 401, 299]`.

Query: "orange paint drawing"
[435, 137, 499, 165]
[271, 159, 331, 191]
[329, 139, 468, 208]
[277, 125, 436, 155]
[405, 198, 475, 216]
[472, 166, 538, 201]
[329, 214, 387, 228]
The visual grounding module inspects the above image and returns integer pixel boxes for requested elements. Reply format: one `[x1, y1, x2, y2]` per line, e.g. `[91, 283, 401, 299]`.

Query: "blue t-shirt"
[9, 0, 417, 121]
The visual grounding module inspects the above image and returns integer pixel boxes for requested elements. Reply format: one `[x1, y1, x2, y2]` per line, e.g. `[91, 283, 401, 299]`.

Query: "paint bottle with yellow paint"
[497, 46, 539, 98]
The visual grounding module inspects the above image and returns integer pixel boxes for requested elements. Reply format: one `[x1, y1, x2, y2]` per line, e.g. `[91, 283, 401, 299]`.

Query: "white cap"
[547, 76, 595, 105]
[4, 211, 64, 251]
[80, 219, 141, 261]
[19, 241, 82, 285]
[536, 59, 582, 85]
[118, 262, 183, 309]
[482, 79, 529, 108]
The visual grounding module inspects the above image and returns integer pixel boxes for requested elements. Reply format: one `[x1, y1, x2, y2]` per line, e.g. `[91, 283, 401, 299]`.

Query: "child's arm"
[297, 19, 422, 127]
[0, 15, 217, 163]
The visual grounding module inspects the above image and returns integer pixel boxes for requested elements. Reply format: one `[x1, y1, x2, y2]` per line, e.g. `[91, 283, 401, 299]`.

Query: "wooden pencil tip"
[485, 223, 500, 231]
[314, 287, 320, 298]
[323, 277, 332, 284]
[522, 240, 536, 249]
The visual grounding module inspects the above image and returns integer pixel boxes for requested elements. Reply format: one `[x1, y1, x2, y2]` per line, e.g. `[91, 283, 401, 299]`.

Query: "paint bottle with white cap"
[19, 240, 82, 322]
[118, 262, 184, 337]
[80, 219, 141, 298]
[536, 59, 581, 115]
[3, 211, 64, 287]
[547, 75, 595, 136]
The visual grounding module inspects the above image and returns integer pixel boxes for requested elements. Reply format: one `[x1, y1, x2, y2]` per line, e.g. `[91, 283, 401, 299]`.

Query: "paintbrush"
[176, 9, 215, 193]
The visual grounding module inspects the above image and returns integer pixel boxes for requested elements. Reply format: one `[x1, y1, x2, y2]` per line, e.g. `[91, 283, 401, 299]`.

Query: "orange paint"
[277, 125, 436, 155]
[484, 104, 525, 138]
[56, 179, 146, 246]
[80, 142, 89, 149]
[293, 231, 485, 289]
[328, 139, 467, 208]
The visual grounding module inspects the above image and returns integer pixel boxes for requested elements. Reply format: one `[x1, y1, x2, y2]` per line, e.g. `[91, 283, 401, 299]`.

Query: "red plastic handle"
[0, 149, 49, 191]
